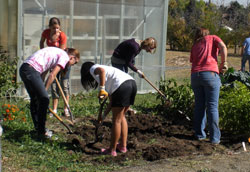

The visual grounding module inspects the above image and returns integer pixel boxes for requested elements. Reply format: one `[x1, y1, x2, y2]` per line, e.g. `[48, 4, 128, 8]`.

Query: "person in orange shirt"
[40, 17, 71, 117]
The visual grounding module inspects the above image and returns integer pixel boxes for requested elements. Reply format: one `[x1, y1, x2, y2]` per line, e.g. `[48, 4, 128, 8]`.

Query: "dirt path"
[117, 151, 250, 172]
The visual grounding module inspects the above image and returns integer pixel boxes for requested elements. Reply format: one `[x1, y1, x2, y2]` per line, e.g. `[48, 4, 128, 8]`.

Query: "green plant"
[219, 81, 250, 134]
[157, 78, 194, 119]
[220, 67, 250, 88]
[0, 46, 20, 96]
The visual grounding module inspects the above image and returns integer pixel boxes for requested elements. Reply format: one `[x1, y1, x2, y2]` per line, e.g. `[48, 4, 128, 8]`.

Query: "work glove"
[137, 70, 145, 78]
[219, 61, 228, 74]
[98, 86, 108, 99]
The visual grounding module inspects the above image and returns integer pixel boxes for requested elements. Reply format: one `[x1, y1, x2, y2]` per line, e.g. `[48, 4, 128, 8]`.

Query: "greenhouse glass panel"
[18, 0, 168, 96]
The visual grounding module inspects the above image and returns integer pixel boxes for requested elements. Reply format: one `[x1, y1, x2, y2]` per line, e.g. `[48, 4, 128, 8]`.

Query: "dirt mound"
[66, 113, 248, 164]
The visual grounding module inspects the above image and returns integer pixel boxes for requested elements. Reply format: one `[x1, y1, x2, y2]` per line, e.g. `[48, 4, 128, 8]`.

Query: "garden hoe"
[94, 97, 108, 143]
[55, 77, 75, 124]
[143, 76, 171, 106]
[143, 76, 190, 121]
[48, 108, 73, 134]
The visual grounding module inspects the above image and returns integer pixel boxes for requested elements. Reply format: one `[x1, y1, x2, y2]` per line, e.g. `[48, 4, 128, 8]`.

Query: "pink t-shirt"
[24, 47, 69, 73]
[190, 35, 222, 74]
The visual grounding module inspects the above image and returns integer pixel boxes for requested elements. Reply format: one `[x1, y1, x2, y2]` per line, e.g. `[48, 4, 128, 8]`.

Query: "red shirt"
[41, 29, 67, 48]
[190, 35, 222, 74]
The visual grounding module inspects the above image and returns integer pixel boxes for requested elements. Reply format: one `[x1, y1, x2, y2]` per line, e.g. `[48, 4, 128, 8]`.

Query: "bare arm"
[40, 37, 46, 49]
[218, 41, 227, 63]
[218, 41, 228, 73]
[45, 65, 61, 91]
[59, 44, 67, 50]
[94, 67, 105, 87]
[241, 45, 245, 56]
[41, 70, 49, 81]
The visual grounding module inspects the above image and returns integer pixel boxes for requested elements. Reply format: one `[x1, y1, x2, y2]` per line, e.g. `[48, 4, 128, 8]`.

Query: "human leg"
[19, 64, 49, 134]
[51, 78, 60, 115]
[241, 55, 248, 71]
[191, 72, 207, 140]
[110, 107, 126, 152]
[203, 72, 221, 144]
[247, 55, 250, 72]
[120, 106, 129, 148]
[61, 79, 70, 116]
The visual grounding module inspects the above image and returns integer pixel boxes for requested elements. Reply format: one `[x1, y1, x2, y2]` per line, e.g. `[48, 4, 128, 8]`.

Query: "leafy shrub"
[0, 46, 20, 96]
[219, 81, 250, 134]
[157, 78, 194, 119]
[220, 67, 250, 88]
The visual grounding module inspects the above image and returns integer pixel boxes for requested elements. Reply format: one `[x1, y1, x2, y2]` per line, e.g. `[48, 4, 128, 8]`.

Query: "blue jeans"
[19, 63, 49, 134]
[241, 54, 250, 71]
[191, 71, 221, 143]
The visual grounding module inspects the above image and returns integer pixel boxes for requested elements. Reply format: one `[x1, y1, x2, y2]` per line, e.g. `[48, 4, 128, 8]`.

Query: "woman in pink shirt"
[190, 28, 228, 144]
[19, 47, 79, 139]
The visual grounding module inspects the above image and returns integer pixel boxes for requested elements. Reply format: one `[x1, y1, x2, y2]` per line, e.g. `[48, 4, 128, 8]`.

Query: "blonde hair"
[61, 48, 80, 77]
[65, 48, 80, 60]
[141, 37, 157, 53]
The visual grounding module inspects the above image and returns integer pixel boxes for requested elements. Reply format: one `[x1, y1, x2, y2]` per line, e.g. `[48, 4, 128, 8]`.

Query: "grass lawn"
[0, 92, 160, 172]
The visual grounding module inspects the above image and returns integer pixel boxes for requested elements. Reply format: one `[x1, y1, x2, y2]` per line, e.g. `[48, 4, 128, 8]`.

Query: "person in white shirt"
[81, 62, 137, 156]
[19, 47, 80, 139]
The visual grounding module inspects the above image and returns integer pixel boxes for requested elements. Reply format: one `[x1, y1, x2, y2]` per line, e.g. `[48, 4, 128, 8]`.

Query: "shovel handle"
[143, 76, 168, 100]
[55, 77, 74, 123]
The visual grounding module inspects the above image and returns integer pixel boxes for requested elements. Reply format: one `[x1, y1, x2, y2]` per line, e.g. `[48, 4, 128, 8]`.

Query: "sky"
[204, 0, 249, 6]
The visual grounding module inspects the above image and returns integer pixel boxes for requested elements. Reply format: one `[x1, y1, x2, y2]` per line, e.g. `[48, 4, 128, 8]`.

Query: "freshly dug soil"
[66, 113, 249, 165]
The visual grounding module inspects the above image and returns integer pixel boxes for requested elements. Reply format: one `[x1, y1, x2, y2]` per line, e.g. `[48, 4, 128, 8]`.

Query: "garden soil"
[57, 51, 248, 171]
[61, 112, 250, 172]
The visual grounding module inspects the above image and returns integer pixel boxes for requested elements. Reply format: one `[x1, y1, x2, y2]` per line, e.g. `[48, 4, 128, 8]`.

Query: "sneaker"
[49, 109, 57, 118]
[101, 148, 117, 157]
[64, 109, 70, 117]
[45, 128, 53, 139]
[117, 143, 127, 153]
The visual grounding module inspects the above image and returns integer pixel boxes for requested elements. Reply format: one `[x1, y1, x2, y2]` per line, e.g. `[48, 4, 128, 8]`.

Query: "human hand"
[137, 70, 145, 78]
[219, 61, 228, 74]
[98, 89, 108, 99]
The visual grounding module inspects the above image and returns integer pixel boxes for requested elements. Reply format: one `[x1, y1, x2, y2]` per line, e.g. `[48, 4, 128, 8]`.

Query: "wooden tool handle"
[55, 77, 74, 123]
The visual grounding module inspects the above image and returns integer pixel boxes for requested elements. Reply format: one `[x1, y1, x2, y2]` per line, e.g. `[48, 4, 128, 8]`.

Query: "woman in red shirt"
[190, 27, 228, 144]
[40, 17, 70, 117]
[40, 17, 67, 49]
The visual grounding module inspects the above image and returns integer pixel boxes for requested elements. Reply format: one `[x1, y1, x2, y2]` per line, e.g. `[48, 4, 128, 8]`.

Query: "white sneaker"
[49, 109, 57, 118]
[64, 109, 70, 117]
[45, 128, 53, 138]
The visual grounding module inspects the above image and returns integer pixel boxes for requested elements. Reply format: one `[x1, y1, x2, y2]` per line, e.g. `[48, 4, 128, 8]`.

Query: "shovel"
[143, 76, 171, 105]
[55, 77, 74, 124]
[94, 97, 108, 143]
[143, 76, 190, 121]
[48, 108, 73, 134]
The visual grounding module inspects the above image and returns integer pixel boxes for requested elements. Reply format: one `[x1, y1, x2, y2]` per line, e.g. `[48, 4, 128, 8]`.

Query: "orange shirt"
[41, 29, 67, 48]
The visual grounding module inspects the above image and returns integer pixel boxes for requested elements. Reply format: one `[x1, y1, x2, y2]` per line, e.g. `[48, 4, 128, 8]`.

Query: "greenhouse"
[0, 0, 168, 95]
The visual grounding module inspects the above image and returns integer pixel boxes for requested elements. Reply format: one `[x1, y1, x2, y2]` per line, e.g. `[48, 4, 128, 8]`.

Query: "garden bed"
[63, 112, 249, 165]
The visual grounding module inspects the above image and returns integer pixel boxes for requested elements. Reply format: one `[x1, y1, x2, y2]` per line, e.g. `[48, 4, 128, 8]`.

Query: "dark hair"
[80, 62, 98, 91]
[194, 27, 210, 43]
[49, 17, 61, 27]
